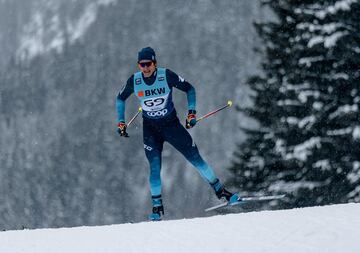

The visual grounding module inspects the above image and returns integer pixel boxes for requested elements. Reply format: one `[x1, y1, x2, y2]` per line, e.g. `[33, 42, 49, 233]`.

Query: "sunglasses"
[138, 61, 153, 68]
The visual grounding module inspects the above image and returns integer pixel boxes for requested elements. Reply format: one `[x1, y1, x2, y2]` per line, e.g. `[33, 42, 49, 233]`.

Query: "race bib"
[141, 94, 169, 111]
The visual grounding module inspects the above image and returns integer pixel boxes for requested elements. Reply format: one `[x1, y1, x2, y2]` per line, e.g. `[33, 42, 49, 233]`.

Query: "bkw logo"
[145, 88, 166, 96]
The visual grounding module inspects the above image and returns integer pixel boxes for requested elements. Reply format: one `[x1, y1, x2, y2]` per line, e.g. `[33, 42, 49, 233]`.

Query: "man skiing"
[116, 47, 238, 220]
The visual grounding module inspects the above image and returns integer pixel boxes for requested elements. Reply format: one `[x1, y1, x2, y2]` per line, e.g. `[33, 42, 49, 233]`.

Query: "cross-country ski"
[205, 194, 286, 212]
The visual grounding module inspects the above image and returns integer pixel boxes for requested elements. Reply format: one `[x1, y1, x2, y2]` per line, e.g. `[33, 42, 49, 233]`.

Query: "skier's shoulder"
[119, 72, 134, 89]
[164, 68, 187, 84]
[165, 68, 178, 79]
[118, 74, 135, 98]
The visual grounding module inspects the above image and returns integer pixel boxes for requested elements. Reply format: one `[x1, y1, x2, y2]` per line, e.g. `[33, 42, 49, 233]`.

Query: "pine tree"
[228, 0, 360, 208]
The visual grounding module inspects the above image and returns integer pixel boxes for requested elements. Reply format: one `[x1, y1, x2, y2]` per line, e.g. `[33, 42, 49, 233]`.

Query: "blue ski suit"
[116, 68, 218, 200]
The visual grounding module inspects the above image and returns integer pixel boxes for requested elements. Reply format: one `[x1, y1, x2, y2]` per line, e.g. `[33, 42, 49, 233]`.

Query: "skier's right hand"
[117, 121, 129, 137]
[185, 110, 197, 129]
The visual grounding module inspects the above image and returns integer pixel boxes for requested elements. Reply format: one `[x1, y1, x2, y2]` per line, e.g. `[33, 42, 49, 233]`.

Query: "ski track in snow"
[0, 203, 360, 253]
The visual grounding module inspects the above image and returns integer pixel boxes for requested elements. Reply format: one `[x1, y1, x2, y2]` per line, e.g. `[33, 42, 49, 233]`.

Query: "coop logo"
[158, 76, 165, 81]
[147, 109, 168, 117]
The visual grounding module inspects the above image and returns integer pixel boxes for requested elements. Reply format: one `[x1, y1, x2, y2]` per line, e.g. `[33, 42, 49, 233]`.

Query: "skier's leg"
[143, 123, 165, 219]
[145, 146, 165, 220]
[146, 148, 162, 198]
[143, 124, 164, 199]
[162, 118, 217, 183]
[162, 118, 238, 202]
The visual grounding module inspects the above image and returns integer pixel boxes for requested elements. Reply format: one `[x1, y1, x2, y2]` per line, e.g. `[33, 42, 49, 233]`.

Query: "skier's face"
[138, 60, 156, 77]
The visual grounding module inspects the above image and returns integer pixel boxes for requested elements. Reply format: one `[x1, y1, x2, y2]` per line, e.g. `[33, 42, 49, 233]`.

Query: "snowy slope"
[1, 204, 360, 253]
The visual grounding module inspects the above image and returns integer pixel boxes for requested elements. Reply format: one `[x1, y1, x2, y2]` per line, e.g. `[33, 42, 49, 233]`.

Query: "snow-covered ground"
[1, 203, 360, 253]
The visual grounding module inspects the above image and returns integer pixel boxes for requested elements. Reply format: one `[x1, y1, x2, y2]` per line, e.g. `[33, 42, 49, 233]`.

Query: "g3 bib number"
[141, 95, 168, 112]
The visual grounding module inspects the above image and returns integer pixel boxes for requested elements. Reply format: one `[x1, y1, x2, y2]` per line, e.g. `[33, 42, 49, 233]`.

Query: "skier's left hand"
[117, 121, 129, 137]
[185, 110, 197, 129]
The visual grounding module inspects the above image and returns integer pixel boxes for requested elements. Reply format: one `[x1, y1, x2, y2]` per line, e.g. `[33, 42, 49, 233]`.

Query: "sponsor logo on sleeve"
[144, 144, 153, 151]
[120, 85, 126, 93]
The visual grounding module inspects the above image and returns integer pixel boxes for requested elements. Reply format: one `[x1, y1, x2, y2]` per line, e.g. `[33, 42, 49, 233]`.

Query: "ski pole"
[127, 107, 142, 127]
[196, 100, 233, 123]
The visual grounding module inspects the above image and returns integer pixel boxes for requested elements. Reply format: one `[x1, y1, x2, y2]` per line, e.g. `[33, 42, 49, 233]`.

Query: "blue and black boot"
[149, 195, 164, 221]
[210, 179, 239, 204]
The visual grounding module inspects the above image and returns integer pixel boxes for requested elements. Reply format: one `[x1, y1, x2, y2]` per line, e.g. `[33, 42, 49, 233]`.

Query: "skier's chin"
[143, 71, 152, 77]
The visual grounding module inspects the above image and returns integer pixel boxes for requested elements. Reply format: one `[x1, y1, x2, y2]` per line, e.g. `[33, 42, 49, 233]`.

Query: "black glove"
[117, 121, 129, 137]
[185, 110, 197, 129]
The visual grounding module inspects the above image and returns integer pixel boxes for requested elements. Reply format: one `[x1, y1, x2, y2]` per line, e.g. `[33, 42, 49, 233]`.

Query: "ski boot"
[149, 196, 164, 221]
[210, 179, 239, 204]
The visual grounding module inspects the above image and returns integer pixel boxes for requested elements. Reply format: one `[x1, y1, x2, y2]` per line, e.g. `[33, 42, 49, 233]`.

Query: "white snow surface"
[1, 203, 360, 253]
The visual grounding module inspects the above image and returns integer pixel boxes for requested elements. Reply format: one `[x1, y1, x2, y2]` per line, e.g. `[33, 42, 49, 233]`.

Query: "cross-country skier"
[116, 47, 238, 220]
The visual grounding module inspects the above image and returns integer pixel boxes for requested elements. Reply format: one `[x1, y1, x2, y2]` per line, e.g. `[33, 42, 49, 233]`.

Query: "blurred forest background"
[0, 0, 359, 231]
[0, 0, 263, 230]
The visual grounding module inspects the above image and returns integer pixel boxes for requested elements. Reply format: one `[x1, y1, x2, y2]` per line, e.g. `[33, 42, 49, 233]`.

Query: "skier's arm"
[166, 69, 196, 111]
[116, 76, 134, 123]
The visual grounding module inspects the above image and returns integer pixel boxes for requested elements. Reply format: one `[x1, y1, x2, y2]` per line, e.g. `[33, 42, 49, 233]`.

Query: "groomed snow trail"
[1, 203, 360, 253]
